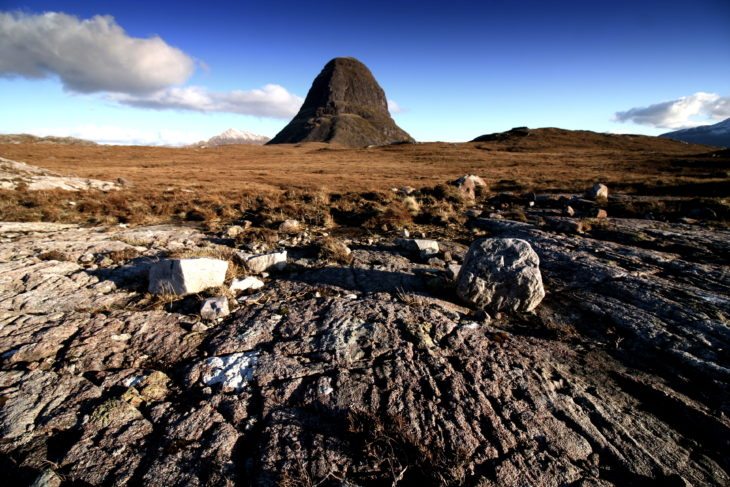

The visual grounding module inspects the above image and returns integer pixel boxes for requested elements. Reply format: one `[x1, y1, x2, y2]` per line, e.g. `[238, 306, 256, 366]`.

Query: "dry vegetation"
[0, 129, 728, 228]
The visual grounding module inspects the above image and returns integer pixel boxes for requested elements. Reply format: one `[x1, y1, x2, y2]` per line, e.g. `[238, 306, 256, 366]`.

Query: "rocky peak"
[268, 57, 414, 147]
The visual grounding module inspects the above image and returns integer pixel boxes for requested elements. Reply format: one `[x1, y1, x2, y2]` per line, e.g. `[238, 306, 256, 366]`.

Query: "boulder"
[200, 296, 230, 321]
[456, 238, 545, 312]
[451, 174, 486, 199]
[587, 183, 608, 200]
[240, 250, 288, 274]
[230, 276, 265, 293]
[148, 258, 228, 295]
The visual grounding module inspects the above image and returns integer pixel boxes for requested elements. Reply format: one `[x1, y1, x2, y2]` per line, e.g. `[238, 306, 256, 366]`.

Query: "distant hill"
[0, 134, 96, 146]
[660, 118, 730, 148]
[470, 127, 713, 151]
[193, 128, 270, 147]
[268, 57, 414, 148]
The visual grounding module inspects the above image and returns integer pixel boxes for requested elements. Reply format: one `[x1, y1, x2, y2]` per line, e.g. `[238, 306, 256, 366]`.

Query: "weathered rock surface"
[457, 238, 545, 312]
[0, 217, 728, 486]
[0, 157, 120, 191]
[268, 57, 414, 147]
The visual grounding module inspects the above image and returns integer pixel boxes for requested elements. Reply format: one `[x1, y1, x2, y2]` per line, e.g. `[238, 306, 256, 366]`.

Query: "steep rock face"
[268, 57, 414, 147]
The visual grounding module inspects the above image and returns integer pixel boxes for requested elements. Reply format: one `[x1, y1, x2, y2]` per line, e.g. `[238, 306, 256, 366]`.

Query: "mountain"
[0, 133, 96, 146]
[660, 118, 730, 147]
[196, 129, 270, 147]
[470, 127, 705, 151]
[267, 57, 414, 148]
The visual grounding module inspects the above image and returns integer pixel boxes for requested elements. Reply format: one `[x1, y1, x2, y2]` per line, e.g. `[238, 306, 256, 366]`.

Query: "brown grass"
[0, 131, 727, 227]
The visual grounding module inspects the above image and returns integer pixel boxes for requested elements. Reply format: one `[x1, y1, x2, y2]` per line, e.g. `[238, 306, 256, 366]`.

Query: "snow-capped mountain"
[660, 118, 730, 148]
[196, 128, 270, 147]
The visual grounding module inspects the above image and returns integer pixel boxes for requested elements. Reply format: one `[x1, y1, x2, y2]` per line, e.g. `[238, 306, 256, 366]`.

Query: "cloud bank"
[0, 11, 194, 94]
[614, 92, 730, 129]
[114, 84, 303, 118]
[0, 11, 303, 118]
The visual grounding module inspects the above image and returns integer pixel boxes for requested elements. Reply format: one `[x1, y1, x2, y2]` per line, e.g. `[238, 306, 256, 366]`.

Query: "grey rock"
[396, 238, 440, 258]
[457, 238, 545, 312]
[240, 250, 287, 274]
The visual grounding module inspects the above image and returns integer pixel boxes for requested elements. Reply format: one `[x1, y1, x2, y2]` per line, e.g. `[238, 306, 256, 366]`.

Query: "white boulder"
[457, 238, 545, 313]
[148, 258, 228, 295]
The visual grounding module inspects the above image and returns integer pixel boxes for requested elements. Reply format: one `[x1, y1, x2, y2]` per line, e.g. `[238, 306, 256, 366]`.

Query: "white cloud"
[388, 99, 403, 114]
[113, 84, 303, 118]
[27, 125, 209, 146]
[614, 92, 730, 129]
[0, 11, 194, 94]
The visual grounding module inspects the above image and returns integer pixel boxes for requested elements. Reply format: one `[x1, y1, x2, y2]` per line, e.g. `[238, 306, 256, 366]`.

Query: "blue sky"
[1, 0, 729, 145]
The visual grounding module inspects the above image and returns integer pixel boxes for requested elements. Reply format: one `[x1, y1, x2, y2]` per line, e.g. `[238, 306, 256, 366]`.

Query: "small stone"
[200, 296, 230, 321]
[278, 219, 301, 234]
[79, 253, 94, 263]
[428, 257, 446, 267]
[226, 225, 244, 238]
[446, 263, 462, 280]
[594, 208, 608, 219]
[230, 276, 265, 293]
[242, 250, 287, 274]
[587, 183, 608, 200]
[397, 238, 440, 258]
[563, 206, 575, 217]
[401, 228, 410, 238]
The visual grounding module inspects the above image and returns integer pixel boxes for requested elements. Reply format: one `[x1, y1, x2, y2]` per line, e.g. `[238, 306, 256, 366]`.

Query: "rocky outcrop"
[0, 210, 728, 486]
[0, 157, 120, 191]
[268, 57, 414, 147]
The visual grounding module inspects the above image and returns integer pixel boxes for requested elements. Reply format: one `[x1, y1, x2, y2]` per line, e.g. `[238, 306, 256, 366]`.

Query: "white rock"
[446, 263, 462, 280]
[226, 225, 244, 238]
[242, 250, 287, 274]
[230, 276, 264, 292]
[452, 174, 487, 198]
[587, 183, 608, 200]
[200, 352, 258, 392]
[457, 238, 545, 313]
[397, 238, 440, 257]
[148, 258, 228, 295]
[200, 296, 230, 321]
